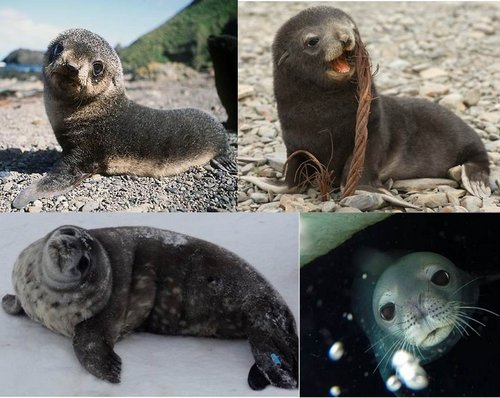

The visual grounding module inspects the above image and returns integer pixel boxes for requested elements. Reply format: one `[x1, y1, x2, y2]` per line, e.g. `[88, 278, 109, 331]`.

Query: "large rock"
[2, 49, 44, 65]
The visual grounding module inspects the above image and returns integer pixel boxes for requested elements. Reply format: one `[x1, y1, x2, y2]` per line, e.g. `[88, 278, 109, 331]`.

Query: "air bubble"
[342, 312, 354, 321]
[389, 350, 429, 391]
[391, 350, 413, 367]
[386, 375, 401, 392]
[329, 385, 341, 396]
[328, 341, 344, 361]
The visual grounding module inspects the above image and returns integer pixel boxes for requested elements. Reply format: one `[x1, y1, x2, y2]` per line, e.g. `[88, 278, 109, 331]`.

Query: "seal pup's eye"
[306, 36, 320, 48]
[380, 302, 395, 321]
[52, 43, 64, 57]
[431, 270, 450, 286]
[92, 61, 104, 76]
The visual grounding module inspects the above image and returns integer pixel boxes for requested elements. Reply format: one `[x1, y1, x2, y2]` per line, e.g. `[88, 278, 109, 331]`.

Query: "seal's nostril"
[340, 38, 352, 49]
[64, 62, 79, 74]
[77, 255, 90, 274]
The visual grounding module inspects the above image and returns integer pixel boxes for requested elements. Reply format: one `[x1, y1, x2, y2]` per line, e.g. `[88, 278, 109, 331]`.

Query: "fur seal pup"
[272, 7, 490, 198]
[12, 29, 235, 209]
[1, 225, 298, 390]
[208, 34, 237, 131]
[352, 251, 497, 386]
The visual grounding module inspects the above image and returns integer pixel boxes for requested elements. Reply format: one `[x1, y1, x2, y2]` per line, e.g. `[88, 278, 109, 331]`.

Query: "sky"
[0, 0, 192, 60]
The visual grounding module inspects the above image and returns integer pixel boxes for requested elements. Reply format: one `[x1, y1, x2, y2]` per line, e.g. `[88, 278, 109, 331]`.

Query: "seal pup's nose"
[64, 62, 79, 74]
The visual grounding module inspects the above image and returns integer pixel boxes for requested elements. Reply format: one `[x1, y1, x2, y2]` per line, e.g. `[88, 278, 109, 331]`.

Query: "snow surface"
[0, 213, 299, 396]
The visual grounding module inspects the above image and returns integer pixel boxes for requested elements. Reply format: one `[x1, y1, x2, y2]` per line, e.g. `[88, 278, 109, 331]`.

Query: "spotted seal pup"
[12, 28, 235, 209]
[1, 225, 298, 390]
[272, 7, 490, 198]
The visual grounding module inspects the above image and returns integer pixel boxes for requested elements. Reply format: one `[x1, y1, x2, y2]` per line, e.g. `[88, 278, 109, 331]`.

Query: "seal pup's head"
[42, 225, 109, 291]
[43, 28, 124, 102]
[273, 7, 360, 87]
[372, 252, 479, 352]
[9, 225, 113, 336]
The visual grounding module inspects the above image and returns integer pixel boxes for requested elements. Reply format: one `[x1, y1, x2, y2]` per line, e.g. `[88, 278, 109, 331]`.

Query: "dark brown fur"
[273, 7, 490, 197]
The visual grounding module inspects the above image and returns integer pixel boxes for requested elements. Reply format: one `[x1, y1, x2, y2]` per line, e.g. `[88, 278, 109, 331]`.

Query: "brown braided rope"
[341, 38, 373, 198]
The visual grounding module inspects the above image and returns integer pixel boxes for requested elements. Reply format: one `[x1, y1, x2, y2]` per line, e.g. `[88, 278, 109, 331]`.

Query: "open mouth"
[327, 51, 354, 75]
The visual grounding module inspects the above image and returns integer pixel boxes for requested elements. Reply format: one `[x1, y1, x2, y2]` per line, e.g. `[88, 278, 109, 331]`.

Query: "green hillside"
[119, 0, 236, 70]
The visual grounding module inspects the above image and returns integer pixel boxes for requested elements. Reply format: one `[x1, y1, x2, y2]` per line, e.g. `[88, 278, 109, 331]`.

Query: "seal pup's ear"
[277, 51, 289, 67]
[12, 160, 90, 209]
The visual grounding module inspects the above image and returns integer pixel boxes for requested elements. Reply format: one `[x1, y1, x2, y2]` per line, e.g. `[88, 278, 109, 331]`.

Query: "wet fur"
[352, 251, 483, 384]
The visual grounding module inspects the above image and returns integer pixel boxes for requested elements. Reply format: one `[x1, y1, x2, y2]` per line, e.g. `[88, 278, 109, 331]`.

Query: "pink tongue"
[331, 54, 350, 73]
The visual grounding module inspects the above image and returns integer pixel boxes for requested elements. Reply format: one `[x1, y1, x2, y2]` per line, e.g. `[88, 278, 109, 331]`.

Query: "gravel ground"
[238, 1, 500, 213]
[0, 73, 237, 212]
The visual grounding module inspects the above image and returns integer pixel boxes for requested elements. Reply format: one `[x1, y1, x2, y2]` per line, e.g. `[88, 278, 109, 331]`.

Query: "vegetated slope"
[119, 0, 236, 70]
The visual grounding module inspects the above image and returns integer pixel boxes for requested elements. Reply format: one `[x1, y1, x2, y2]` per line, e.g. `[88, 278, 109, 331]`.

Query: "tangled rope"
[341, 38, 373, 198]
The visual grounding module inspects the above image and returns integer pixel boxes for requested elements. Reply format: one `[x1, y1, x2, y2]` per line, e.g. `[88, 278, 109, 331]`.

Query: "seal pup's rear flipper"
[211, 155, 237, 174]
[244, 296, 298, 390]
[73, 320, 122, 384]
[461, 162, 491, 198]
[1, 294, 25, 315]
[12, 160, 90, 209]
[247, 363, 271, 390]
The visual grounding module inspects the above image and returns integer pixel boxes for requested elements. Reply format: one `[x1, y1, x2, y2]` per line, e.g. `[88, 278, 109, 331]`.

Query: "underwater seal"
[12, 28, 235, 209]
[1, 225, 298, 390]
[272, 7, 490, 198]
[352, 251, 497, 384]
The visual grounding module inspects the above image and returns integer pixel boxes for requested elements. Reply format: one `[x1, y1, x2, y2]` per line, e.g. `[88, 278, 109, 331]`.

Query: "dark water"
[0, 63, 42, 73]
[300, 214, 500, 397]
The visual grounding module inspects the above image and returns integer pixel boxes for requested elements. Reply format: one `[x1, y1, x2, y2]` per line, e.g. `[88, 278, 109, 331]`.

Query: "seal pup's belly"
[105, 151, 217, 178]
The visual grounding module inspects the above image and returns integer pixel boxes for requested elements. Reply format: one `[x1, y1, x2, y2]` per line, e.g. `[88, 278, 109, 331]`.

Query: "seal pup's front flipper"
[1, 294, 25, 315]
[244, 296, 298, 390]
[73, 319, 122, 383]
[12, 160, 90, 209]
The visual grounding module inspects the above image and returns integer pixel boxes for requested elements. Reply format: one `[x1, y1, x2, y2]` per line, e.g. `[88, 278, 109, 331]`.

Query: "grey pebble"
[339, 193, 385, 211]
[460, 196, 483, 212]
[250, 192, 269, 204]
[81, 200, 100, 212]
